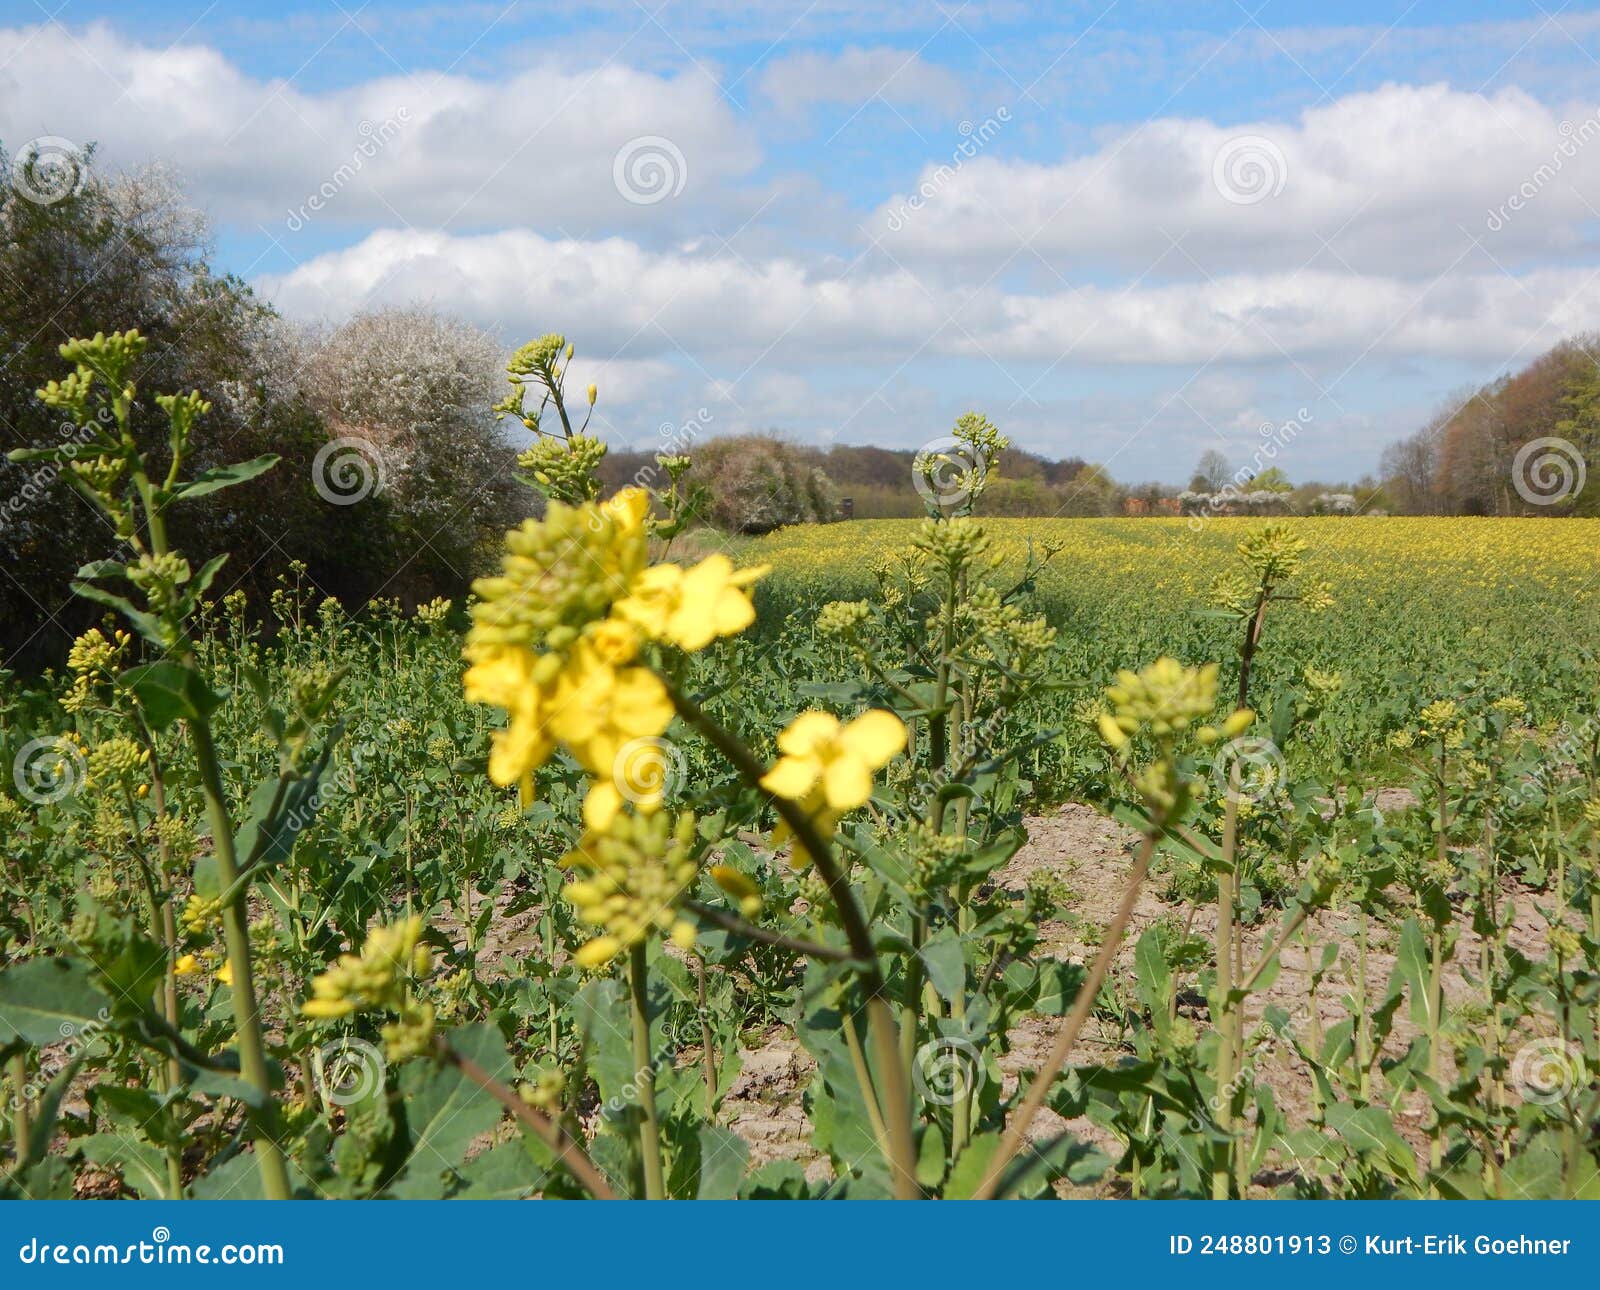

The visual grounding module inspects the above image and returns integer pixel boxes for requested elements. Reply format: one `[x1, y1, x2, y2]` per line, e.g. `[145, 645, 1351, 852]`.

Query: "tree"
[297, 308, 522, 592]
[1191, 448, 1231, 492]
[1250, 466, 1293, 493]
[690, 434, 838, 532]
[0, 151, 333, 665]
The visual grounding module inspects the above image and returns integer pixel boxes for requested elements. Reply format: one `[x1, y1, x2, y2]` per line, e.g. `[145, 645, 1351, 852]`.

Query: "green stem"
[663, 679, 918, 1197]
[841, 1006, 892, 1160]
[1213, 794, 1238, 1200]
[191, 721, 292, 1201]
[629, 943, 666, 1200]
[8, 1053, 30, 1158]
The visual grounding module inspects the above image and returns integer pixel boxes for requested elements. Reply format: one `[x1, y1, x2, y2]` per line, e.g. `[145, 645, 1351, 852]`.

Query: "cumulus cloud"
[257, 226, 1600, 368]
[869, 83, 1600, 278]
[0, 22, 759, 236]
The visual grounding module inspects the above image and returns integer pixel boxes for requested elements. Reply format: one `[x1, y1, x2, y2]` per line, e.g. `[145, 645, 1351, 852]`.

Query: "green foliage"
[3, 328, 1597, 1204]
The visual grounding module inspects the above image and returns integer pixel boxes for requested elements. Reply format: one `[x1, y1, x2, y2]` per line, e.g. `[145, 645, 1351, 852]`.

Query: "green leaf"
[695, 1124, 748, 1198]
[173, 454, 279, 500]
[119, 661, 222, 731]
[23, 1047, 92, 1167]
[0, 958, 111, 1046]
[80, 1133, 170, 1199]
[944, 1132, 1000, 1198]
[389, 1024, 509, 1198]
[69, 583, 165, 648]
[233, 741, 339, 870]
[917, 927, 968, 1003]
[454, 1140, 549, 1199]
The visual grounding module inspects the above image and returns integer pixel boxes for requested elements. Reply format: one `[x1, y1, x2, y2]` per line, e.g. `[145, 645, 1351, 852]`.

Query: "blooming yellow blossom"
[761, 710, 907, 811]
[545, 644, 675, 780]
[616, 554, 769, 652]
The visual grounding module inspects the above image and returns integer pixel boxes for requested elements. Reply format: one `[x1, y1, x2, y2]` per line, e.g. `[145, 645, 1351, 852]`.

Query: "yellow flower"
[762, 710, 906, 866]
[300, 996, 356, 1019]
[711, 864, 762, 918]
[173, 953, 198, 976]
[761, 709, 907, 811]
[464, 646, 559, 788]
[616, 555, 768, 652]
[217, 960, 233, 987]
[545, 644, 675, 780]
[584, 616, 641, 666]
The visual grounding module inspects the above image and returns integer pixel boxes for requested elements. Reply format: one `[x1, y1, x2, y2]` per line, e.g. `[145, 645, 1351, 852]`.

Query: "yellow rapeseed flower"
[615, 554, 769, 652]
[761, 709, 907, 811]
[761, 710, 907, 867]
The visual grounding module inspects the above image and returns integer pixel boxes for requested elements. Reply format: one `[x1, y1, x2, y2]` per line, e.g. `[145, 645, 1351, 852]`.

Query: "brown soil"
[716, 799, 1574, 1192]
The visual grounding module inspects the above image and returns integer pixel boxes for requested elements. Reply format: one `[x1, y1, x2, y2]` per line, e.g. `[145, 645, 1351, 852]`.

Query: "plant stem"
[433, 1036, 617, 1198]
[629, 943, 666, 1200]
[841, 1006, 892, 1161]
[694, 956, 717, 1120]
[191, 720, 292, 1201]
[1213, 794, 1238, 1200]
[664, 679, 918, 1196]
[9, 1053, 30, 1158]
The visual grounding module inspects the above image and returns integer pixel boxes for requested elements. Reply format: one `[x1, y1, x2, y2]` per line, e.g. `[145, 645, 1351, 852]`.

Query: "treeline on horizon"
[3, 146, 1596, 667]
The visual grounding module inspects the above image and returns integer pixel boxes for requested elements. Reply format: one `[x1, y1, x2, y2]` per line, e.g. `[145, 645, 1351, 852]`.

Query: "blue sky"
[4, 1, 1600, 482]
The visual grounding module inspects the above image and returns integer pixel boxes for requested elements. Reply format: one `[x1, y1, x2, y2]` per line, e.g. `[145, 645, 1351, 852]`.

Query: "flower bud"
[1222, 708, 1255, 738]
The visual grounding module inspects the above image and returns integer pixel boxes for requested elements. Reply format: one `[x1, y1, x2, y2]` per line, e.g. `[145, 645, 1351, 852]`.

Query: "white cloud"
[257, 226, 1600, 370]
[870, 83, 1600, 279]
[0, 22, 759, 235]
[758, 46, 962, 118]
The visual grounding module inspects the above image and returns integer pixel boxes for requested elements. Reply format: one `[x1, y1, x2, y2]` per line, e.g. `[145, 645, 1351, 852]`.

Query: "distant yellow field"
[748, 517, 1600, 738]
